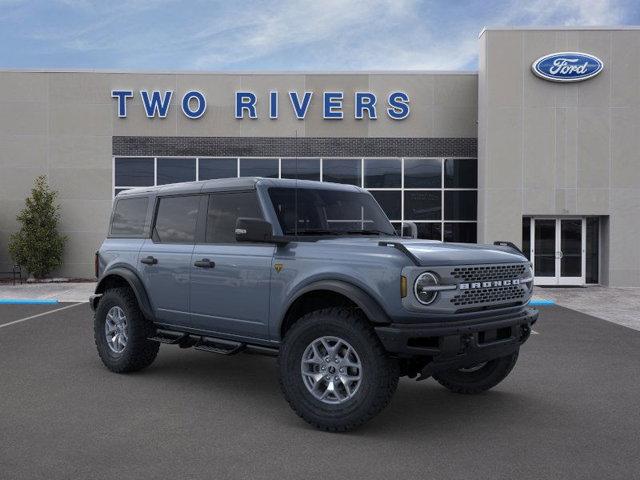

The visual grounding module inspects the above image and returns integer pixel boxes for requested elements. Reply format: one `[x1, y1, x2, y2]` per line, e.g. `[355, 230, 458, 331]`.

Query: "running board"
[148, 329, 189, 345]
[148, 329, 278, 357]
[194, 336, 244, 355]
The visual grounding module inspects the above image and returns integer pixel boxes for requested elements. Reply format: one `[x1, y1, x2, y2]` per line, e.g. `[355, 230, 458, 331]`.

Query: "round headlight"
[414, 272, 439, 305]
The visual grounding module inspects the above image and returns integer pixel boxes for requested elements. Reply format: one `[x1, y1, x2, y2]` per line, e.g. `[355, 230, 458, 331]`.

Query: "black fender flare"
[282, 279, 391, 328]
[93, 267, 155, 321]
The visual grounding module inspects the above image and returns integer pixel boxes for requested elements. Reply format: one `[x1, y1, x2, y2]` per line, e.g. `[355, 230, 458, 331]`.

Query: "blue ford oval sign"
[532, 52, 604, 82]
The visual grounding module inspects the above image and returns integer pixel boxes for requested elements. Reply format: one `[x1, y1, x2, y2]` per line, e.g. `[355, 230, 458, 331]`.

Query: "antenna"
[294, 129, 298, 236]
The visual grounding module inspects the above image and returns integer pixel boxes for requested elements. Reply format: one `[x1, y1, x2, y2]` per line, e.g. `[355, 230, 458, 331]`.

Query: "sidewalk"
[534, 286, 640, 331]
[0, 282, 95, 303]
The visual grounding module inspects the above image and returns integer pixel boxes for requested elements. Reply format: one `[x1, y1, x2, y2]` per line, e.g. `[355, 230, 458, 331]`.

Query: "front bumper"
[375, 307, 538, 373]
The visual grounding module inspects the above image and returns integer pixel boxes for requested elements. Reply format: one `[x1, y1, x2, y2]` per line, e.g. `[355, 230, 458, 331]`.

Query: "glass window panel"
[240, 158, 279, 178]
[206, 192, 263, 244]
[115, 158, 154, 187]
[444, 191, 477, 220]
[560, 219, 582, 277]
[322, 159, 361, 186]
[110, 197, 149, 237]
[444, 223, 477, 243]
[391, 222, 401, 236]
[444, 159, 477, 188]
[404, 191, 441, 220]
[364, 158, 401, 188]
[157, 158, 196, 185]
[522, 217, 531, 260]
[199, 158, 237, 180]
[534, 219, 556, 276]
[404, 158, 441, 188]
[586, 217, 599, 284]
[281, 158, 320, 181]
[416, 223, 442, 241]
[370, 191, 401, 220]
[154, 195, 200, 244]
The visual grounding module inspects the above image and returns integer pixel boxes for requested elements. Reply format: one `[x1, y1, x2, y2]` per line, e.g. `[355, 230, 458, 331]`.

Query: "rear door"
[189, 191, 275, 339]
[139, 194, 204, 326]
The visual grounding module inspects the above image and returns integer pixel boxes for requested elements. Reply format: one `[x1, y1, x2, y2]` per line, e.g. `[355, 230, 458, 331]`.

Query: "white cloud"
[9, 0, 632, 70]
[509, 0, 624, 26]
[188, 0, 629, 70]
[191, 0, 420, 68]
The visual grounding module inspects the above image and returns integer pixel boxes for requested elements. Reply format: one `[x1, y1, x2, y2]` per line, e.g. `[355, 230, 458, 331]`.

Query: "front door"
[530, 218, 586, 286]
[189, 191, 275, 339]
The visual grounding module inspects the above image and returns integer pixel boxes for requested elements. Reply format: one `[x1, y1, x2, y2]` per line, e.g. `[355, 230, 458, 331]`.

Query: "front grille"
[451, 285, 525, 307]
[451, 264, 527, 283]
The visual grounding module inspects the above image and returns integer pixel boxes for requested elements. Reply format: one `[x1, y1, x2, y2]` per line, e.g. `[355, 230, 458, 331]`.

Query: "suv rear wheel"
[278, 307, 399, 432]
[432, 350, 519, 394]
[94, 287, 160, 373]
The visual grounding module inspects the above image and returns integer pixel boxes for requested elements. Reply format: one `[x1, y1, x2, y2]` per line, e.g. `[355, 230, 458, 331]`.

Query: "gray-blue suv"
[91, 178, 538, 431]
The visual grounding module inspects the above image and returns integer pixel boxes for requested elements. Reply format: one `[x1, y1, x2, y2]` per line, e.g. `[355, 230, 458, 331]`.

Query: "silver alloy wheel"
[105, 306, 128, 354]
[300, 336, 362, 405]
[458, 362, 488, 373]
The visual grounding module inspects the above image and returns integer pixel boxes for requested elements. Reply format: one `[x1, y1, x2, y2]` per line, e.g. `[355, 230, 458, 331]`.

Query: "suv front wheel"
[278, 307, 399, 432]
[94, 287, 160, 373]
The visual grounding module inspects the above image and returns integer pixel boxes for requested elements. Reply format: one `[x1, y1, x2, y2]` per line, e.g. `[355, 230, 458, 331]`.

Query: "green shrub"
[9, 175, 67, 279]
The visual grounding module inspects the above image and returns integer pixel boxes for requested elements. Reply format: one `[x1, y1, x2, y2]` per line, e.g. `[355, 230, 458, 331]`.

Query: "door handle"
[194, 259, 215, 268]
[140, 256, 158, 265]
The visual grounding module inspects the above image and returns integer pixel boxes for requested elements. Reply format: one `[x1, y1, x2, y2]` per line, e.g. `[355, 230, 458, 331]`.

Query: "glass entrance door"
[530, 218, 586, 286]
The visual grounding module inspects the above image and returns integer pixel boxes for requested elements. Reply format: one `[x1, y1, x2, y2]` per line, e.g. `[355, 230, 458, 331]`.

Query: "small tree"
[9, 175, 67, 279]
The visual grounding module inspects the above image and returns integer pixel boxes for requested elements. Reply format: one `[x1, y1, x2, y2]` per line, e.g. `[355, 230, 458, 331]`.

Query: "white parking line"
[0, 302, 84, 329]
[531, 330, 539, 335]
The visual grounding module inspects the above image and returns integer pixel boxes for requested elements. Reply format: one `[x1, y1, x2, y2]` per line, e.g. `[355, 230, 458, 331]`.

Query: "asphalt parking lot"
[1, 303, 639, 479]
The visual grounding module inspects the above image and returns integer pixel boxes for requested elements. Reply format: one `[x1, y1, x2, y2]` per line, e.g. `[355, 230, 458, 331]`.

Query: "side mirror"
[235, 218, 273, 243]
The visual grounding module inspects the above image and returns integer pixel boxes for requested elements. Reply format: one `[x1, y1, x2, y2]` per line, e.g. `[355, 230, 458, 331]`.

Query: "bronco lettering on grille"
[459, 278, 520, 290]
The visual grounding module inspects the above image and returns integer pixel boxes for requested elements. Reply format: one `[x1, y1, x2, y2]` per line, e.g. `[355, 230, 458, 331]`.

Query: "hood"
[314, 237, 527, 266]
[395, 239, 526, 266]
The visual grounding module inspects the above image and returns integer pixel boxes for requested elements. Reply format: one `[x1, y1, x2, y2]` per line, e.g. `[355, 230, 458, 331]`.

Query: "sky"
[0, 0, 638, 71]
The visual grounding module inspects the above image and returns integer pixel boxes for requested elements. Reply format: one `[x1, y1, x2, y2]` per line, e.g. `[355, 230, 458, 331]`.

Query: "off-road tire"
[433, 350, 519, 394]
[278, 307, 399, 432]
[94, 287, 160, 373]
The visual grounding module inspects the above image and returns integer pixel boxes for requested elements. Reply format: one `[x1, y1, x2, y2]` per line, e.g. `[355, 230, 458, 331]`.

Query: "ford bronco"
[91, 177, 537, 431]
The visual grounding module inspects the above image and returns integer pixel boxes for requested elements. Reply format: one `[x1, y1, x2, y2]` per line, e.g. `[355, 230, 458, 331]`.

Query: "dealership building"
[0, 26, 639, 286]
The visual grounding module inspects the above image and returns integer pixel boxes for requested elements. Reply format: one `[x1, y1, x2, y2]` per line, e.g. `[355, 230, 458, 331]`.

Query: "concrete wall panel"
[480, 28, 640, 285]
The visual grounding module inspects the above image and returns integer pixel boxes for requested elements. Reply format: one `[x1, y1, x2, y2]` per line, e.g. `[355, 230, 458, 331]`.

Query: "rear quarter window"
[110, 197, 149, 237]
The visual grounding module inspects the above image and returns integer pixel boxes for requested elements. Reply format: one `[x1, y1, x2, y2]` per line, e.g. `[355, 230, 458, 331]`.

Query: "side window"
[206, 192, 263, 243]
[110, 197, 149, 237]
[153, 195, 200, 244]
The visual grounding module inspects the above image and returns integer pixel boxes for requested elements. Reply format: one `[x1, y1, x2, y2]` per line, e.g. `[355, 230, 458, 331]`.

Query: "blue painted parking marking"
[0, 299, 59, 305]
[530, 299, 555, 306]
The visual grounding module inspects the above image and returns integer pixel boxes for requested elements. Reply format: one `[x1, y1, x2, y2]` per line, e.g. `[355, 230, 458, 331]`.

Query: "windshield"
[268, 187, 396, 236]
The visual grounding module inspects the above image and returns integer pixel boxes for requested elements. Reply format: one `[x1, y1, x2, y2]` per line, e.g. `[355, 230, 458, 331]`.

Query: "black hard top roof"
[116, 177, 363, 198]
